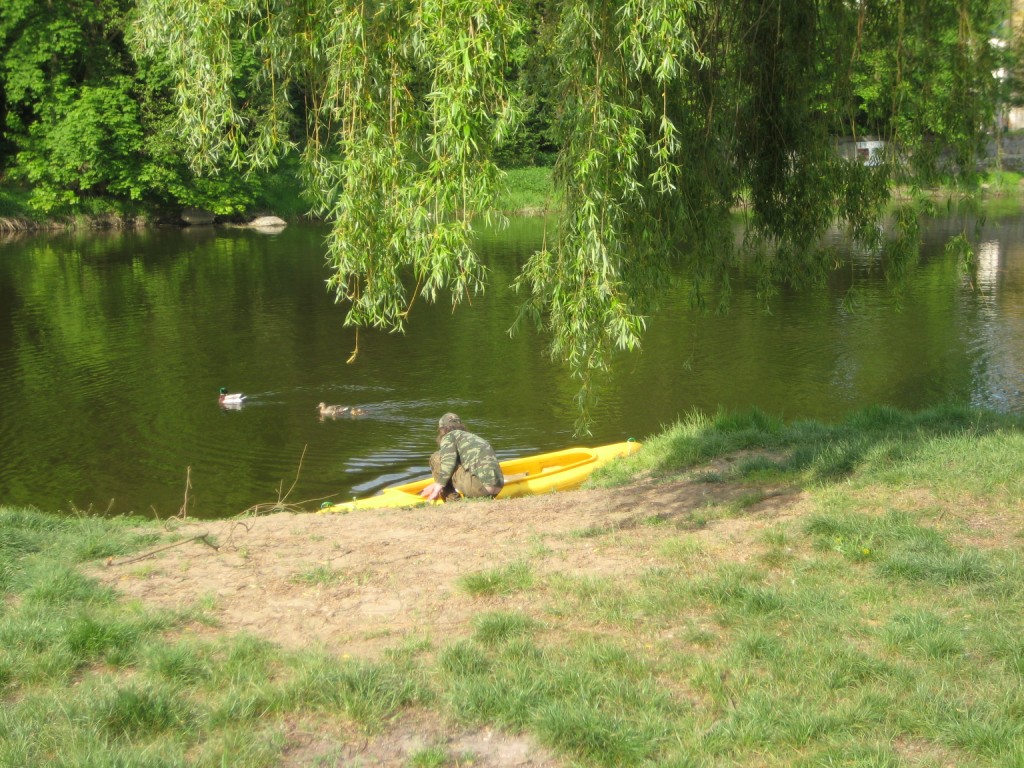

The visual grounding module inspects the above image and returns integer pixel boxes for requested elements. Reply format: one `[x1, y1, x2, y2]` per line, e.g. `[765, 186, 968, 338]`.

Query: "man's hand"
[420, 482, 444, 501]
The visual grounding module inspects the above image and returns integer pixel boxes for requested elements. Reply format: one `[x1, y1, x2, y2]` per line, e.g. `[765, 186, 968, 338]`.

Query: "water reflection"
[2, 216, 1023, 518]
[966, 237, 1024, 411]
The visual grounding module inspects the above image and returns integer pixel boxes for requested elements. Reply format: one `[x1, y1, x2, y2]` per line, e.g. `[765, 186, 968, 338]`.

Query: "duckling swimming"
[317, 402, 366, 418]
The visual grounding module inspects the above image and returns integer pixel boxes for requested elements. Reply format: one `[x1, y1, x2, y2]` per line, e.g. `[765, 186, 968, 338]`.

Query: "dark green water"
[2, 216, 1022, 518]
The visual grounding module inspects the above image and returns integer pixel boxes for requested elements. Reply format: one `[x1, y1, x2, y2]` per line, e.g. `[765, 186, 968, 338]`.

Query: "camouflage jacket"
[435, 429, 503, 488]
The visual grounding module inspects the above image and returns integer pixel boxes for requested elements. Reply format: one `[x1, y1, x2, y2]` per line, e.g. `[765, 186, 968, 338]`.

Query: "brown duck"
[317, 402, 366, 418]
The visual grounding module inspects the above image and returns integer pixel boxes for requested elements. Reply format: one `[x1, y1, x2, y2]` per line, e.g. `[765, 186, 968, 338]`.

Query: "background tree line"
[0, 0, 559, 219]
[0, 0, 249, 216]
[3, 0, 1019, 220]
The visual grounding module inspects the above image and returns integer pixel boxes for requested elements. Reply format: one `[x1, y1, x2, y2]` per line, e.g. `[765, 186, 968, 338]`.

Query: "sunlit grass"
[472, 611, 540, 645]
[0, 506, 435, 766]
[656, 535, 705, 561]
[285, 651, 430, 727]
[496, 166, 556, 213]
[457, 561, 534, 597]
[592, 403, 1024, 492]
[289, 564, 344, 586]
[408, 744, 450, 767]
[532, 466, 1024, 764]
[438, 635, 675, 767]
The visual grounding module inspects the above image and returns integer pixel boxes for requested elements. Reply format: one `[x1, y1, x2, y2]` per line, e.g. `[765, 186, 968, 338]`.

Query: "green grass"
[408, 744, 450, 767]
[0, 184, 36, 222]
[439, 634, 674, 766]
[457, 561, 534, 597]
[495, 166, 556, 213]
[590, 403, 1024, 498]
[3, 404, 1024, 765]
[981, 168, 1024, 196]
[289, 564, 345, 586]
[0, 507, 433, 766]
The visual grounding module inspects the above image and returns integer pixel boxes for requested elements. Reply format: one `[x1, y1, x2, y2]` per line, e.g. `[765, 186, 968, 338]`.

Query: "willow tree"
[132, 0, 1007, 426]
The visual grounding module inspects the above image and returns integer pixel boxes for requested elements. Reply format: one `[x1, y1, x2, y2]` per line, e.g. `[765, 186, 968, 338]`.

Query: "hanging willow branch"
[132, 0, 1006, 430]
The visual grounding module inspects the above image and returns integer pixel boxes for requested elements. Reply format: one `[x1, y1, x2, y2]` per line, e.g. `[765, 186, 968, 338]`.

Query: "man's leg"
[452, 467, 498, 498]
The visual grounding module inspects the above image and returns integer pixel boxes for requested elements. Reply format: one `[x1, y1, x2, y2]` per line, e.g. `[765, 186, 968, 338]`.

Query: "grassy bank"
[497, 167, 557, 215]
[0, 158, 311, 233]
[2, 404, 1024, 766]
[0, 162, 542, 233]
[0, 185, 41, 231]
[4, 165, 1020, 232]
[494, 166, 1024, 220]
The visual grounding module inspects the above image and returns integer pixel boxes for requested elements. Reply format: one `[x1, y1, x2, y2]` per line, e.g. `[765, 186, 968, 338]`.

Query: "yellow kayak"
[320, 440, 641, 514]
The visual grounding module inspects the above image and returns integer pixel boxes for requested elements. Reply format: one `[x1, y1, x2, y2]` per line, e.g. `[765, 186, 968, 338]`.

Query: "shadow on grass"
[596, 403, 1024, 502]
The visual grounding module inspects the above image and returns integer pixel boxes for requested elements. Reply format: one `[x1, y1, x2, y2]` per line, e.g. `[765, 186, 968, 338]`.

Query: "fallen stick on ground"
[105, 533, 219, 567]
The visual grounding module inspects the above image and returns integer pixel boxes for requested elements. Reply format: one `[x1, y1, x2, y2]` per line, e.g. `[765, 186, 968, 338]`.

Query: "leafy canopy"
[0, 0, 266, 214]
[132, 0, 1008, 427]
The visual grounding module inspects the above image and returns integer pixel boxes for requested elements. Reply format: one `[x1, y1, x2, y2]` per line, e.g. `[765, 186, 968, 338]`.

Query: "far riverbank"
[0, 167, 559, 234]
[5, 165, 1024, 235]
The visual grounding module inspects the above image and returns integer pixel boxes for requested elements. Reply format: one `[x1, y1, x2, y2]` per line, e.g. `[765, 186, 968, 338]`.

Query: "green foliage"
[16, 82, 143, 211]
[133, 0, 523, 338]
[1, 0, 132, 208]
[0, 0, 267, 216]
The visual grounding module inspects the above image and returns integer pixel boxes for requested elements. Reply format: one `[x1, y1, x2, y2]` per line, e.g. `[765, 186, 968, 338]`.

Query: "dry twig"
[105, 533, 218, 567]
[235, 444, 339, 518]
[178, 466, 192, 519]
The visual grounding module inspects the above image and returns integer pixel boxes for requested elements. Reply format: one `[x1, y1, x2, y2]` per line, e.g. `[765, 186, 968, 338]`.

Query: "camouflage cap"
[438, 412, 464, 430]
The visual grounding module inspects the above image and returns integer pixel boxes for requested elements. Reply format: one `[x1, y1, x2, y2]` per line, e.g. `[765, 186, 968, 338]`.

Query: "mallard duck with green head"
[219, 387, 247, 406]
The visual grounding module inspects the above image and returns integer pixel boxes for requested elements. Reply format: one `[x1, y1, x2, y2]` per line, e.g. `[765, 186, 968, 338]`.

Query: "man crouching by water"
[419, 413, 504, 502]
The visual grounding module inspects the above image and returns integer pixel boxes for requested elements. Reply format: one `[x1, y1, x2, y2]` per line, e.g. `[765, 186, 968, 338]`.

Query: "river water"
[2, 215, 1022, 518]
